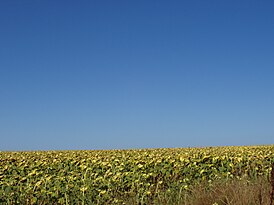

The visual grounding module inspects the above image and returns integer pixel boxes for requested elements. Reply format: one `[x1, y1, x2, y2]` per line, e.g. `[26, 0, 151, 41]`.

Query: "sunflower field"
[1, 145, 274, 204]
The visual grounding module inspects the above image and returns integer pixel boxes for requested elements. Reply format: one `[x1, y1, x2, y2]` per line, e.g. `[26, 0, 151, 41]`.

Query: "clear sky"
[1, 0, 274, 151]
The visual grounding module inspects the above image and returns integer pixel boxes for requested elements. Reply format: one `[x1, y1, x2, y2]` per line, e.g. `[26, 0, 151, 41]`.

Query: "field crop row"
[0, 145, 274, 204]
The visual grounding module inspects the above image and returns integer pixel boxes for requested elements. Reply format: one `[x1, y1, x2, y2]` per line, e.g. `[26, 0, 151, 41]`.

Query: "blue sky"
[1, 0, 274, 151]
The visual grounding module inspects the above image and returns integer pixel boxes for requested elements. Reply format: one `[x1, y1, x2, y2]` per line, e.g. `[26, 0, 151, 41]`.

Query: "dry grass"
[270, 163, 274, 205]
[184, 177, 271, 205]
[123, 177, 273, 205]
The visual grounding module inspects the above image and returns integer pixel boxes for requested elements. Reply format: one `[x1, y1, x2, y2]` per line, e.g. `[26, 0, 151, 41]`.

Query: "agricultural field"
[1, 145, 274, 205]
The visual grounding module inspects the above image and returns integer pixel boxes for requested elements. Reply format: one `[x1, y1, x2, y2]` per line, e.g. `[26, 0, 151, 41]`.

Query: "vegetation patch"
[0, 145, 274, 204]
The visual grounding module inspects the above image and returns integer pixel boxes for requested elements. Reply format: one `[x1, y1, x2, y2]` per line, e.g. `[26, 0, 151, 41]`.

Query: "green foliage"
[0, 145, 274, 204]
